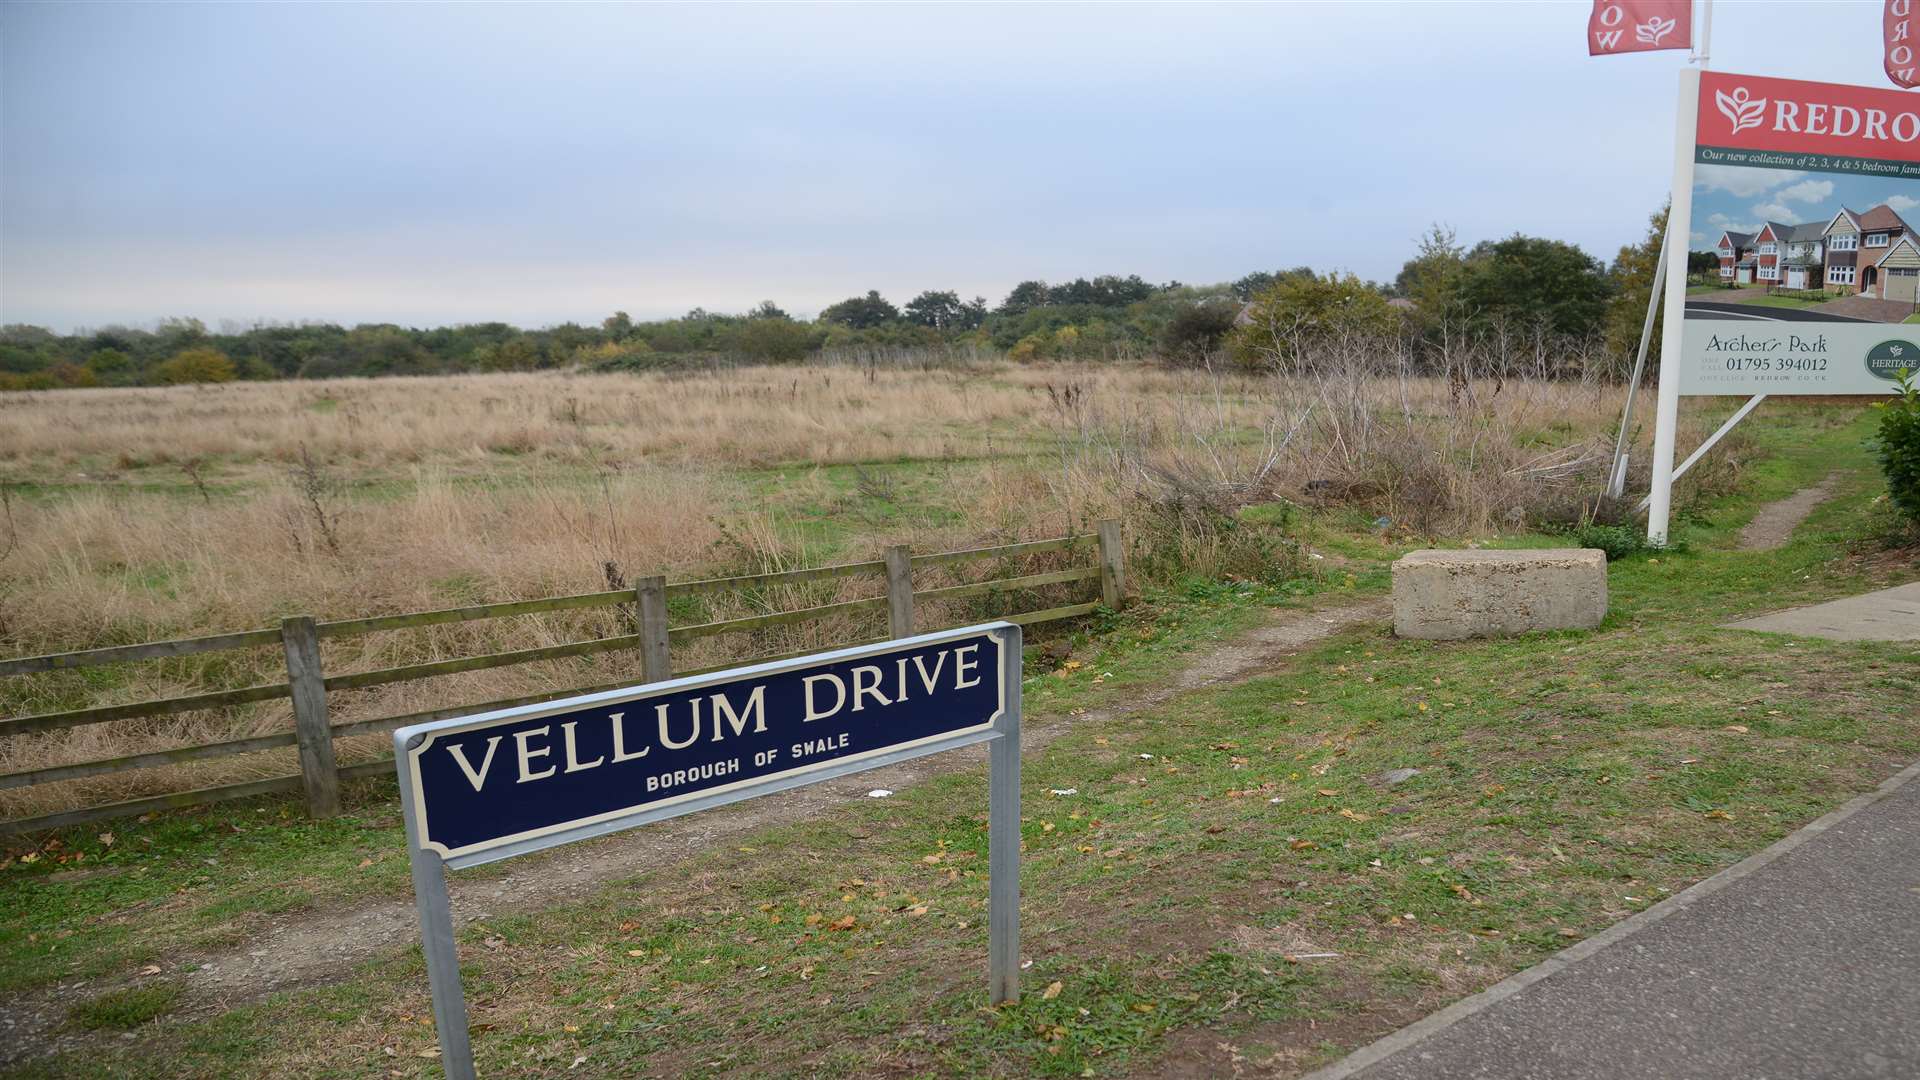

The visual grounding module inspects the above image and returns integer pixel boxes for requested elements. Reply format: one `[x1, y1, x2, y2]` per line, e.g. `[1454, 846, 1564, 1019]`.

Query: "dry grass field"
[0, 360, 1721, 818]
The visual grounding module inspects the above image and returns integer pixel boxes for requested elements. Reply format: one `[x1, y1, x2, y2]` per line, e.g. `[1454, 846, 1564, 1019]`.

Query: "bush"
[1567, 523, 1652, 561]
[152, 347, 237, 385]
[1227, 273, 1398, 372]
[1875, 369, 1920, 527]
[1158, 299, 1240, 366]
[1565, 522, 1689, 560]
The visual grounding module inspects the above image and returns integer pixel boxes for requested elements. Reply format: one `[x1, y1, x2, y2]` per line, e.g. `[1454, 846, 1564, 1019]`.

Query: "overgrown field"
[1, 361, 1737, 817]
[0, 400, 1912, 1078]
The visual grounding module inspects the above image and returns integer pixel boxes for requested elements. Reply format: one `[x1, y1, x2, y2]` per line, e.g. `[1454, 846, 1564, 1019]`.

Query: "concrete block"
[1392, 548, 1606, 640]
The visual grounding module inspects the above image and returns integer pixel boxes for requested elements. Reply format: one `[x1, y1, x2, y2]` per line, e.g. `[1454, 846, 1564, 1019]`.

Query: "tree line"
[0, 210, 1681, 390]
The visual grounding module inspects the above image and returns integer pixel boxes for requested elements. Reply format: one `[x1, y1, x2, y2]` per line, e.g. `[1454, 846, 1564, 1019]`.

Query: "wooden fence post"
[884, 545, 915, 638]
[636, 576, 671, 681]
[1097, 519, 1126, 611]
[280, 615, 340, 819]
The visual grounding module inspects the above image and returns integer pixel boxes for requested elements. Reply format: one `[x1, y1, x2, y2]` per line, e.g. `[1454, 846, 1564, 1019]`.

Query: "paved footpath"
[1725, 582, 1920, 642]
[1310, 760, 1920, 1080]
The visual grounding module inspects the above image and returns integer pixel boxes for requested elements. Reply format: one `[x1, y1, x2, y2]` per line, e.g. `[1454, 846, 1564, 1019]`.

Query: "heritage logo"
[1864, 340, 1916, 382]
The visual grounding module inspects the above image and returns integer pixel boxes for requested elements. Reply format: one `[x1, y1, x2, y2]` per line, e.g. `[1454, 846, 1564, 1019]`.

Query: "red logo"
[1698, 70, 1920, 165]
[1588, 1, 1691, 57]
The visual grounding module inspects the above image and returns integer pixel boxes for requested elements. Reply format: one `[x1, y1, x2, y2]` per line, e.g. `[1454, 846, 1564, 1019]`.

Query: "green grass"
[2, 402, 1914, 1077]
[1740, 294, 1832, 311]
[64, 983, 182, 1031]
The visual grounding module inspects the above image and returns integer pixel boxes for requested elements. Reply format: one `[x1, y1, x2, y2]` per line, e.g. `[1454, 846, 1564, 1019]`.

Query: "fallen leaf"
[1724, 725, 1749, 734]
[1705, 809, 1734, 821]
[97, 832, 114, 848]
[138, 964, 162, 976]
[1289, 839, 1317, 851]
[1042, 980, 1063, 1000]
[1316, 788, 1340, 797]
[829, 915, 857, 931]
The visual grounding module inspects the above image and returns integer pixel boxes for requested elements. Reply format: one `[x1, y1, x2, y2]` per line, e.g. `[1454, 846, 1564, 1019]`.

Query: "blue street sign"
[402, 626, 1010, 862]
[394, 623, 1024, 1080]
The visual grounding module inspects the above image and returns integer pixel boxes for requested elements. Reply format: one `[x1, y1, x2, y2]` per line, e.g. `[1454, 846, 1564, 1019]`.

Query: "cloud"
[1889, 195, 1920, 212]
[1694, 165, 1805, 198]
[1774, 179, 1833, 205]
[1751, 202, 1797, 223]
[1706, 212, 1762, 234]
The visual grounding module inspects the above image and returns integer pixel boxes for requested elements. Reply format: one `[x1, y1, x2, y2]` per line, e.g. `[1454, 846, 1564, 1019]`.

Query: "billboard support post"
[1637, 392, 1768, 512]
[1609, 220, 1671, 499]
[1649, 67, 1702, 545]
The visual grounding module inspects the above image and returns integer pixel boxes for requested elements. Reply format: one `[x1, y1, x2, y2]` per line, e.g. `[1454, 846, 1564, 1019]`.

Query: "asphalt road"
[1685, 301, 1868, 323]
[1322, 763, 1920, 1080]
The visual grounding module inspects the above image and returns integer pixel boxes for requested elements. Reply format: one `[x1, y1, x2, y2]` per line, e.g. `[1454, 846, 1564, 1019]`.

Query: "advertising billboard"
[1678, 70, 1920, 395]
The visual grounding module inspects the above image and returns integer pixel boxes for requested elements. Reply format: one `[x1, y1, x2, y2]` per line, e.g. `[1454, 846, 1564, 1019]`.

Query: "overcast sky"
[0, 1, 1896, 332]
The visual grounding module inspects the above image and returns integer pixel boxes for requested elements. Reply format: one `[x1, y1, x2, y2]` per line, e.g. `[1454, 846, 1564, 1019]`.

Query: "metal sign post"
[393, 623, 1023, 1080]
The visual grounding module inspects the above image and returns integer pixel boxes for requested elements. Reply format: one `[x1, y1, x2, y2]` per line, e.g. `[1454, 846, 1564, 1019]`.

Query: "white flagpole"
[1699, 0, 1712, 69]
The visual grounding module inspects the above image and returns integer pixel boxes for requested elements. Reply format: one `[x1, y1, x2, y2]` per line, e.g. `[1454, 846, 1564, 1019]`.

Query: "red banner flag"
[1888, 0, 1919, 87]
[1588, 1, 1692, 56]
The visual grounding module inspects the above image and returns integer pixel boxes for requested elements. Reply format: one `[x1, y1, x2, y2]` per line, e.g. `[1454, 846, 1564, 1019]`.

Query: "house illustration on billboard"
[1713, 203, 1920, 300]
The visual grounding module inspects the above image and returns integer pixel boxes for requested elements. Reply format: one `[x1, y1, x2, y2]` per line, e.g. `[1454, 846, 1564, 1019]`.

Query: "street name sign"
[394, 623, 1023, 1080]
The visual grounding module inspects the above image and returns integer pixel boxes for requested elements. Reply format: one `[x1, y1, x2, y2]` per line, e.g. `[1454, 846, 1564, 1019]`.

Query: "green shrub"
[1564, 522, 1688, 561]
[152, 347, 237, 385]
[1874, 369, 1920, 527]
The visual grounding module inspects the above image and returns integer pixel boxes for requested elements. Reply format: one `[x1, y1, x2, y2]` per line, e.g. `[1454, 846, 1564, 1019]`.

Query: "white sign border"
[397, 624, 1013, 866]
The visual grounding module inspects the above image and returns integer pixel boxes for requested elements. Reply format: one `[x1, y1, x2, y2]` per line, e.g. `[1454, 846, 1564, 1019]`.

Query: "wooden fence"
[0, 522, 1125, 834]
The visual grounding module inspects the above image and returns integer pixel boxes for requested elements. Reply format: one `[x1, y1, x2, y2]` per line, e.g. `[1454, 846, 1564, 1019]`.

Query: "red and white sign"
[1697, 69, 1920, 161]
[1587, 0, 1691, 56]
[1887, 0, 1920, 88]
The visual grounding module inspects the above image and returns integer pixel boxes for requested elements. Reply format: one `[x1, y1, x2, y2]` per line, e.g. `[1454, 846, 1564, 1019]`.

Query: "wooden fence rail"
[0, 523, 1126, 834]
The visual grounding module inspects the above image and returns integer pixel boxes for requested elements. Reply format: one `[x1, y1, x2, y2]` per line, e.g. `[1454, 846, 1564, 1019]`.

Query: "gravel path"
[1739, 473, 1838, 551]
